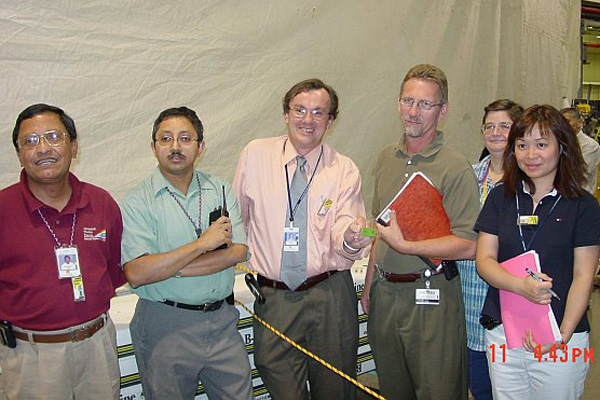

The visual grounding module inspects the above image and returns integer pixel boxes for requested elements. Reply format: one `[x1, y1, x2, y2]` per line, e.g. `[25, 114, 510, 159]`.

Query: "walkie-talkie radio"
[209, 185, 229, 250]
[0, 321, 17, 349]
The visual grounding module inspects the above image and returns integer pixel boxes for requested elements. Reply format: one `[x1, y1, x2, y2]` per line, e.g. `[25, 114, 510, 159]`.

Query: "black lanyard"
[516, 190, 561, 252]
[284, 145, 323, 223]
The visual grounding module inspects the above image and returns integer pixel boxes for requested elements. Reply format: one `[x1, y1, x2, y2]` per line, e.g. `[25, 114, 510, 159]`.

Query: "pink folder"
[499, 250, 561, 349]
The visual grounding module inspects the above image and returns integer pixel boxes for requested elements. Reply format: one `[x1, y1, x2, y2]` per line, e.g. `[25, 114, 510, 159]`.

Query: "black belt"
[161, 293, 234, 312]
[258, 270, 338, 291]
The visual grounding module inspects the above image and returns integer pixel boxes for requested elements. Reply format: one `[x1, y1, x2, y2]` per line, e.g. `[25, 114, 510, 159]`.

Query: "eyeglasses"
[288, 107, 331, 122]
[154, 135, 200, 146]
[399, 97, 443, 111]
[18, 130, 67, 149]
[481, 122, 512, 134]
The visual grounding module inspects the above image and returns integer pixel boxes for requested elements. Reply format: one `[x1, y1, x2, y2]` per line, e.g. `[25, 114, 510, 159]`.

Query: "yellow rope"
[235, 264, 256, 275]
[234, 265, 385, 400]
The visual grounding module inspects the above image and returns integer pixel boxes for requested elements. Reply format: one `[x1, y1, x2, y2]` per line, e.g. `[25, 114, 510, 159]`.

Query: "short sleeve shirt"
[475, 184, 600, 333]
[372, 132, 480, 273]
[121, 168, 246, 304]
[0, 171, 124, 330]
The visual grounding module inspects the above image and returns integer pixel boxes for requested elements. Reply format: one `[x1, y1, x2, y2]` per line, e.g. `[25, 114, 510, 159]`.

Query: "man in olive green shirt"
[362, 64, 479, 400]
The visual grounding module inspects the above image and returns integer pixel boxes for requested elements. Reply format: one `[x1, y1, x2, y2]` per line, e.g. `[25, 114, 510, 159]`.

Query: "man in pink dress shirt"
[233, 78, 373, 400]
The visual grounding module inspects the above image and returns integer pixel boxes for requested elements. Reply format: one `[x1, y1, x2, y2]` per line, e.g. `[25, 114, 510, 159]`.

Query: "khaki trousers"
[0, 316, 120, 400]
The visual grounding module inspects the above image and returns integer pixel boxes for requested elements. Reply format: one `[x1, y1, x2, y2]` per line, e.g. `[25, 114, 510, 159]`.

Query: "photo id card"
[283, 226, 300, 252]
[71, 276, 86, 302]
[55, 246, 81, 279]
[415, 288, 440, 305]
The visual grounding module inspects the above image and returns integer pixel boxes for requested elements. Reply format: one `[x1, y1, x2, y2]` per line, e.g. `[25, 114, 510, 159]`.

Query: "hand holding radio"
[200, 216, 232, 251]
[205, 185, 230, 251]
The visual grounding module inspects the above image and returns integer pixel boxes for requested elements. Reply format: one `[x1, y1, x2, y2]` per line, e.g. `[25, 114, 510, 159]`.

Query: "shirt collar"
[150, 168, 210, 198]
[521, 180, 558, 198]
[20, 170, 89, 215]
[394, 130, 445, 158]
[282, 136, 326, 173]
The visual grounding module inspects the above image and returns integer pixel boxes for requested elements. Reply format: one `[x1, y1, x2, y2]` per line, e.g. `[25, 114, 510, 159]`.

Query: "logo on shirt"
[83, 227, 107, 242]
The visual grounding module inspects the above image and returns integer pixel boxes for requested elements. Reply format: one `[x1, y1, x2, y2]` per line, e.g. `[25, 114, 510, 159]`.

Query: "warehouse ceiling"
[583, 1, 600, 54]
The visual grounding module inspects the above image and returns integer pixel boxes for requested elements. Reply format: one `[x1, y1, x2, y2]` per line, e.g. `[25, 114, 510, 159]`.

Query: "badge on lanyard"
[71, 276, 86, 302]
[283, 143, 324, 254]
[283, 224, 300, 252]
[415, 279, 440, 305]
[55, 246, 81, 279]
[518, 215, 539, 225]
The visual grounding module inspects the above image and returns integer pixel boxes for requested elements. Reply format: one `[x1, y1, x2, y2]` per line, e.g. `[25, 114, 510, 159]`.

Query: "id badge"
[283, 226, 300, 252]
[317, 198, 333, 216]
[55, 246, 81, 279]
[518, 215, 538, 225]
[415, 288, 440, 305]
[71, 276, 86, 302]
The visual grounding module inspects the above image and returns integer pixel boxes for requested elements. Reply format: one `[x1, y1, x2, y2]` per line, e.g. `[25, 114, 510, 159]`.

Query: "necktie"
[280, 156, 308, 290]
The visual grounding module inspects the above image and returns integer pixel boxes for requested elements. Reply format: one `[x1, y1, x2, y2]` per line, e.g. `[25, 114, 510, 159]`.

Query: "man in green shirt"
[121, 107, 253, 399]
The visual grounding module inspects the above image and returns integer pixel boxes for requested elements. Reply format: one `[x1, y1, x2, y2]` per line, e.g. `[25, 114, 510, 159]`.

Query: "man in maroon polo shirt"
[0, 104, 125, 399]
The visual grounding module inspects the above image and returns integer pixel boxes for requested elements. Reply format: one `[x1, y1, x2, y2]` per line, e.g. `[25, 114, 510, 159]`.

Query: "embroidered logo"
[83, 227, 107, 242]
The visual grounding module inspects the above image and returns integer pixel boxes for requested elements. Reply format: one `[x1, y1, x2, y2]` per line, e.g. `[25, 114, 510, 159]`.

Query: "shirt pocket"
[310, 195, 334, 235]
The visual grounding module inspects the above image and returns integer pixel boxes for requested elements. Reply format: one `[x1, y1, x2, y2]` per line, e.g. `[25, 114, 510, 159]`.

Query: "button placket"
[404, 158, 413, 178]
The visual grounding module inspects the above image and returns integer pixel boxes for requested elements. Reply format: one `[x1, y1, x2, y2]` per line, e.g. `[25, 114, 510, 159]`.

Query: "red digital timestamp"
[489, 343, 594, 363]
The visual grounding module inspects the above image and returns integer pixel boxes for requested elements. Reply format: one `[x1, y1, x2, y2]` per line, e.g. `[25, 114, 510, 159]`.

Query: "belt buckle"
[203, 301, 220, 312]
[421, 268, 433, 279]
[70, 327, 89, 342]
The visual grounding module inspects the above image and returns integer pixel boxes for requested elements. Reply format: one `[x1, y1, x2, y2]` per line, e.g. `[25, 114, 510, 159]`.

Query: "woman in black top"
[475, 104, 600, 400]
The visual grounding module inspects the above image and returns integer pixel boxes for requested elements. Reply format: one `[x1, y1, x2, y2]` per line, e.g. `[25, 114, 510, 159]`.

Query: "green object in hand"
[361, 227, 377, 237]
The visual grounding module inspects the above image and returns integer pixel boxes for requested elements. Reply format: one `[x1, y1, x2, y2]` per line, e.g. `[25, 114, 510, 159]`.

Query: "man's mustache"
[168, 151, 184, 159]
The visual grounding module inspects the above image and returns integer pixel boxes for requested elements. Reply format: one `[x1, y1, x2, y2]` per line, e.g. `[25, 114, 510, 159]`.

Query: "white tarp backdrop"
[0, 0, 580, 211]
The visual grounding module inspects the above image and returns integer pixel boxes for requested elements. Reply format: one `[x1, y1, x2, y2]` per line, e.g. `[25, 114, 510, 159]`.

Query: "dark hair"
[282, 78, 339, 120]
[482, 99, 524, 125]
[152, 107, 204, 143]
[479, 99, 524, 160]
[400, 64, 448, 104]
[502, 104, 586, 199]
[12, 103, 77, 151]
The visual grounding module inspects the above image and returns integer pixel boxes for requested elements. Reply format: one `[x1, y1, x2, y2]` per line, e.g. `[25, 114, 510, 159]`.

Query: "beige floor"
[358, 286, 600, 400]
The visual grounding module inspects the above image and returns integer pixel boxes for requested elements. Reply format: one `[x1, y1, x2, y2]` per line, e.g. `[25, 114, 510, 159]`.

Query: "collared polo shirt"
[372, 131, 480, 274]
[121, 168, 245, 304]
[0, 171, 125, 330]
[476, 183, 600, 333]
